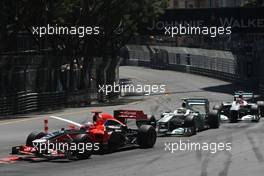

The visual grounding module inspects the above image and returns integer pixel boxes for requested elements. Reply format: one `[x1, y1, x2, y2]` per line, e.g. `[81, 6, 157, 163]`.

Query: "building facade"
[167, 0, 248, 8]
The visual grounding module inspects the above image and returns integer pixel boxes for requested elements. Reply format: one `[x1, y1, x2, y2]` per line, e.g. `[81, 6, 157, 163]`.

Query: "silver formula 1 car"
[214, 91, 264, 123]
[157, 98, 220, 136]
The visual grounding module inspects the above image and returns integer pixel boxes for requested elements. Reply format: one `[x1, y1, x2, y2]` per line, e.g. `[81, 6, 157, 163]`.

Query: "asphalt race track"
[0, 66, 264, 176]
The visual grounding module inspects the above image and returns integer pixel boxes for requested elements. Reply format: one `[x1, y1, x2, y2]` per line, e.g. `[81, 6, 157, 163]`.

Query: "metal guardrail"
[0, 91, 64, 116]
[0, 90, 98, 116]
[188, 66, 238, 81]
[0, 92, 33, 115]
[38, 92, 66, 110]
[122, 45, 238, 82]
[1, 50, 119, 117]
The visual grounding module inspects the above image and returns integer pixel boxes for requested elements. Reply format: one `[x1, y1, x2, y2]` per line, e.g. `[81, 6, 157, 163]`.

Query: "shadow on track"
[202, 83, 259, 96]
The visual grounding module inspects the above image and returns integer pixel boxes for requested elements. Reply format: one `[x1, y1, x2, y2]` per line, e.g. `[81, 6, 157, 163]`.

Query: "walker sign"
[139, 8, 264, 35]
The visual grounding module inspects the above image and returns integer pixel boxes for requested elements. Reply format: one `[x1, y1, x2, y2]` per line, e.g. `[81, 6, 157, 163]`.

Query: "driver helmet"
[236, 94, 243, 101]
[177, 107, 186, 114]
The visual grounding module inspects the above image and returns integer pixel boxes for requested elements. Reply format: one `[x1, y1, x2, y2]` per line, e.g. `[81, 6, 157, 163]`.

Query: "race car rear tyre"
[137, 125, 157, 148]
[250, 105, 260, 122]
[230, 110, 238, 123]
[190, 123, 197, 135]
[67, 134, 93, 160]
[257, 101, 264, 117]
[26, 131, 46, 147]
[208, 110, 220, 129]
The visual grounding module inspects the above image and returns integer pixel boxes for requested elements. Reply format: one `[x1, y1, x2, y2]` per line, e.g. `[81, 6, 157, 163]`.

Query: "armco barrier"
[0, 91, 65, 116]
[188, 66, 238, 81]
[121, 45, 239, 82]
[0, 90, 97, 116]
[167, 64, 187, 72]
[17, 92, 38, 113]
[38, 92, 66, 110]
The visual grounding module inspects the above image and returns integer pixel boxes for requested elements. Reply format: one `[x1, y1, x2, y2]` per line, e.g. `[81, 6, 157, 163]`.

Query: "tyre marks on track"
[200, 150, 212, 176]
[218, 135, 233, 176]
[195, 138, 202, 161]
[200, 134, 233, 176]
[150, 96, 172, 116]
[246, 133, 264, 163]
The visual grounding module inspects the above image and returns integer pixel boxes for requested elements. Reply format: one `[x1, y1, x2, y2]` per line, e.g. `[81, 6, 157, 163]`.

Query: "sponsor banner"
[139, 8, 264, 34]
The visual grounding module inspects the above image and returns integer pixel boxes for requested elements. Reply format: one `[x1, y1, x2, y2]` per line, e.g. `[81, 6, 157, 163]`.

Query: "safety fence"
[0, 90, 99, 116]
[0, 50, 101, 117]
[122, 45, 238, 82]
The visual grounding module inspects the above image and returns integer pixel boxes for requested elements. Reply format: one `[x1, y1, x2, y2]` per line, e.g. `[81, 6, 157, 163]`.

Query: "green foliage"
[1, 0, 168, 56]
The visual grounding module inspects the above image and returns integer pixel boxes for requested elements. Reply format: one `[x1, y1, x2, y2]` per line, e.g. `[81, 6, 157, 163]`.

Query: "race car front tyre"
[208, 110, 220, 129]
[190, 123, 197, 135]
[26, 131, 46, 147]
[230, 110, 238, 123]
[257, 101, 264, 117]
[137, 125, 157, 148]
[67, 135, 93, 160]
[185, 116, 196, 135]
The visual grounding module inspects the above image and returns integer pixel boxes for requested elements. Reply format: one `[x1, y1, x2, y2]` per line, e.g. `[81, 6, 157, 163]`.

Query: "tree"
[0, 0, 168, 96]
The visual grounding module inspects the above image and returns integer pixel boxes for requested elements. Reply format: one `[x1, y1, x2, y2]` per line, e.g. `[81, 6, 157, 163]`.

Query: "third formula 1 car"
[214, 91, 264, 123]
[157, 98, 220, 136]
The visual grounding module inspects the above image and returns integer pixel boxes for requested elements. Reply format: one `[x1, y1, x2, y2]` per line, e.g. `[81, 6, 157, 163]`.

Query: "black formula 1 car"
[157, 98, 219, 136]
[214, 91, 264, 123]
[11, 110, 157, 161]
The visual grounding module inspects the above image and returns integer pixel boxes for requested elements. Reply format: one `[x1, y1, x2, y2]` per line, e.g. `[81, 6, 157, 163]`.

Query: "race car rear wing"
[114, 110, 148, 120]
[181, 98, 210, 114]
[181, 98, 209, 105]
[114, 110, 156, 127]
[234, 91, 254, 100]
